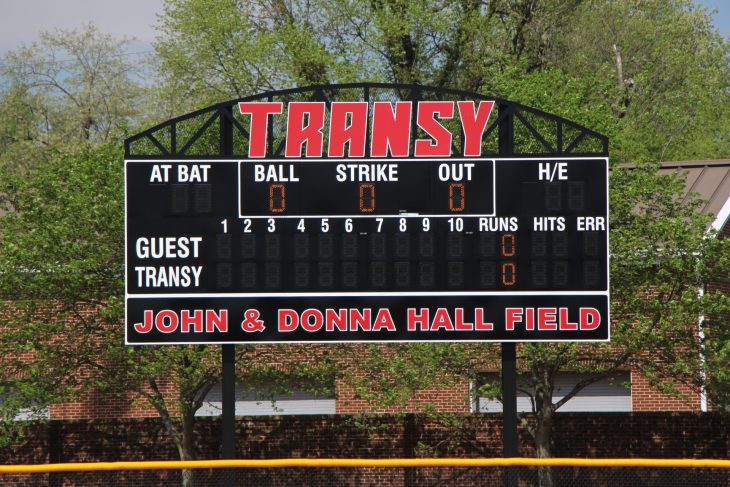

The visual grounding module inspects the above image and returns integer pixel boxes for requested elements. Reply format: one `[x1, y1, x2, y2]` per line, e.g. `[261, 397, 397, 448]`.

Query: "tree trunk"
[146, 380, 199, 487]
[611, 43, 633, 118]
[163, 412, 197, 487]
[181, 467, 194, 487]
[180, 412, 197, 487]
[534, 376, 555, 487]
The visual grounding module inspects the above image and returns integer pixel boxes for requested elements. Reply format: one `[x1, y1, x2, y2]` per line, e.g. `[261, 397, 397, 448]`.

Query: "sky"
[0, 0, 727, 57]
[0, 0, 163, 56]
[701, 0, 730, 39]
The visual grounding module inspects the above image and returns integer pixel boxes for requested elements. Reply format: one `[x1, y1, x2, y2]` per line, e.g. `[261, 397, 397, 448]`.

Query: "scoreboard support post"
[221, 345, 236, 456]
[502, 342, 518, 486]
[499, 101, 518, 487]
[221, 344, 236, 484]
[220, 109, 236, 483]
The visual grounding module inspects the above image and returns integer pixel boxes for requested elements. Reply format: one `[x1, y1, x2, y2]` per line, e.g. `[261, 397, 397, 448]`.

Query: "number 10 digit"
[449, 183, 465, 212]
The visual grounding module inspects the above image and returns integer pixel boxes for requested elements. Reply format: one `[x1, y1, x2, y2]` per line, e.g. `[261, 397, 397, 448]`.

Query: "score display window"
[238, 159, 496, 218]
[125, 157, 609, 344]
[161, 220, 606, 293]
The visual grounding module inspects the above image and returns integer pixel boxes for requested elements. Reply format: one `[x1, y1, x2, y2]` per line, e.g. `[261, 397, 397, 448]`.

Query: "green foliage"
[155, 0, 343, 111]
[343, 164, 730, 461]
[155, 0, 729, 163]
[706, 314, 730, 409]
[0, 24, 146, 171]
[0, 85, 50, 173]
[0, 145, 124, 301]
[0, 145, 124, 436]
[555, 0, 729, 162]
[0, 145, 336, 464]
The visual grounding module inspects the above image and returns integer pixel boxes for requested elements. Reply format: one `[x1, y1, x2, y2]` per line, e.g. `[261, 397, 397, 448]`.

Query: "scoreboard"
[125, 157, 609, 344]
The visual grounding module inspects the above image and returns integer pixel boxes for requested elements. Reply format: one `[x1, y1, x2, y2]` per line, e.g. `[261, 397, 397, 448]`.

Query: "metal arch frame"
[124, 82, 608, 159]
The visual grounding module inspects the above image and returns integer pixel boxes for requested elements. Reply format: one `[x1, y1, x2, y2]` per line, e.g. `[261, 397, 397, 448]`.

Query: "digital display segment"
[125, 157, 609, 344]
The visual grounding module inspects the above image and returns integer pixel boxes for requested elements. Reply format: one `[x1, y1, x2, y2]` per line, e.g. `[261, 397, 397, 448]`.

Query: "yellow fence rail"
[2, 458, 730, 474]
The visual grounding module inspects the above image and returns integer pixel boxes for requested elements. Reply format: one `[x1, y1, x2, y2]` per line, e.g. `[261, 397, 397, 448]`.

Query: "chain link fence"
[1, 459, 729, 486]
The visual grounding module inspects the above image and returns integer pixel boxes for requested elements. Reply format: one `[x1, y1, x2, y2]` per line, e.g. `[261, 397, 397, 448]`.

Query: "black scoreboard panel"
[125, 158, 609, 344]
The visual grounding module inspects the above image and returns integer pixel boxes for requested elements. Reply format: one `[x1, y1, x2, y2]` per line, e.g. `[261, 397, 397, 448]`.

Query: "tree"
[0, 144, 335, 486]
[155, 0, 582, 105]
[513, 162, 730, 487]
[343, 162, 730, 487]
[0, 85, 52, 172]
[0, 24, 145, 170]
[155, 0, 728, 164]
[103, 343, 333, 487]
[553, 0, 730, 163]
[1, 0, 725, 484]
[705, 312, 730, 410]
[0, 145, 126, 441]
[0, 24, 337, 486]
[155, 0, 342, 112]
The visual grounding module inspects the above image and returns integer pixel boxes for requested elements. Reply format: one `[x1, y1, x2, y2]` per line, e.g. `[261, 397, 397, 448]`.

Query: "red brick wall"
[50, 389, 159, 420]
[336, 378, 472, 414]
[630, 372, 700, 411]
[49, 373, 180, 420]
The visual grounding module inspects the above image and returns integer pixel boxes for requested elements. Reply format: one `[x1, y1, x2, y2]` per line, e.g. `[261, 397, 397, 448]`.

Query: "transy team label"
[126, 295, 608, 344]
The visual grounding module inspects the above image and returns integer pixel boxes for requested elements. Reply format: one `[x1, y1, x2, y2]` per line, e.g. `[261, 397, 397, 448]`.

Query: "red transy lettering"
[238, 102, 283, 157]
[286, 102, 326, 157]
[414, 101, 454, 157]
[328, 102, 368, 157]
[458, 101, 494, 157]
[370, 102, 411, 157]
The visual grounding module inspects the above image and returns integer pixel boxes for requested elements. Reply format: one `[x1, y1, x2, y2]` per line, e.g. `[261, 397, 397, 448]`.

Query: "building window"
[0, 384, 50, 421]
[195, 382, 335, 417]
[474, 372, 631, 413]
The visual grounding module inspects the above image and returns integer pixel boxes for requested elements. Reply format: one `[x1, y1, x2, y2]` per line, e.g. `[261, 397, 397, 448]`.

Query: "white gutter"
[698, 284, 708, 412]
[711, 195, 730, 232]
